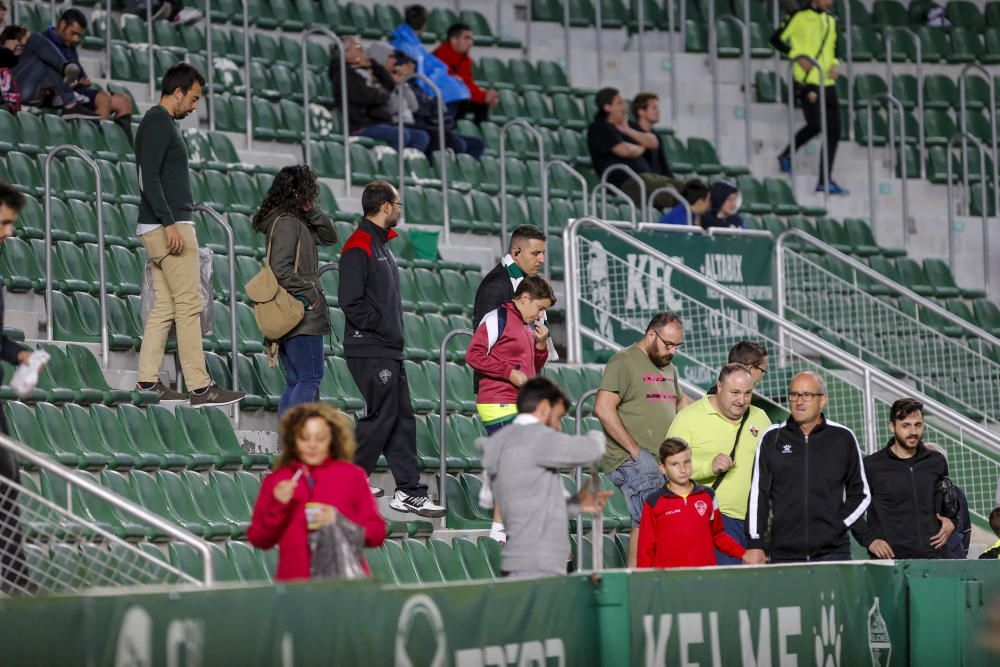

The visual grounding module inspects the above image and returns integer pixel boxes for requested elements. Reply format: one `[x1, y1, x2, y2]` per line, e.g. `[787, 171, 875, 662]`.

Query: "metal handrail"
[636, 0, 646, 90]
[563, 216, 1000, 454]
[595, 0, 603, 87]
[884, 26, 924, 178]
[104, 0, 112, 85]
[710, 13, 753, 167]
[0, 432, 214, 586]
[646, 186, 690, 226]
[844, 0, 854, 141]
[500, 119, 548, 273]
[573, 388, 598, 572]
[775, 228, 1000, 350]
[590, 182, 637, 229]
[204, 0, 215, 130]
[241, 0, 252, 148]
[193, 204, 240, 429]
[437, 328, 473, 525]
[145, 0, 156, 101]
[303, 28, 351, 198]
[546, 160, 589, 217]
[946, 132, 991, 294]
[599, 164, 645, 226]
[958, 64, 999, 221]
[865, 93, 909, 250]
[666, 0, 679, 123]
[786, 56, 828, 204]
[44, 146, 108, 367]
[397, 72, 449, 244]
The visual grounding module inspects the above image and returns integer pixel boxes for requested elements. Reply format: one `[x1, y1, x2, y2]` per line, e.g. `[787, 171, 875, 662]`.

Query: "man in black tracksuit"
[338, 180, 445, 518]
[851, 398, 956, 559]
[745, 372, 871, 563]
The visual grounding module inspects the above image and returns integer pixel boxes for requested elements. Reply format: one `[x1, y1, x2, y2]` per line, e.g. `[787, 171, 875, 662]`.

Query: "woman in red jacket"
[248, 403, 386, 581]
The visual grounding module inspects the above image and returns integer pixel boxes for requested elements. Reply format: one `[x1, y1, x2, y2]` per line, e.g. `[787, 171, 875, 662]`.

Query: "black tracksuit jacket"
[851, 440, 954, 559]
[337, 218, 405, 359]
[746, 415, 871, 560]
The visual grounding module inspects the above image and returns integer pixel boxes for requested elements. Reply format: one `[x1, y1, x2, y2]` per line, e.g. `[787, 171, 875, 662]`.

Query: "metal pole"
[193, 204, 240, 429]
[105, 0, 112, 85]
[499, 119, 548, 270]
[599, 164, 646, 226]
[637, 0, 646, 90]
[396, 73, 449, 243]
[960, 65, 1000, 222]
[44, 146, 108, 368]
[862, 369, 877, 453]
[947, 134, 958, 272]
[205, 0, 214, 131]
[438, 328, 474, 523]
[242, 0, 252, 149]
[595, 0, 603, 87]
[740, 11, 752, 168]
[590, 182, 637, 229]
[713, 16, 753, 167]
[667, 0, 678, 124]
[679, 0, 686, 52]
[525, 0, 532, 58]
[563, 0, 570, 83]
[708, 0, 719, 152]
[574, 389, 599, 572]
[546, 160, 590, 216]
[867, 94, 907, 251]
[647, 186, 691, 226]
[146, 0, 156, 101]
[564, 216, 581, 363]
[844, 0, 853, 141]
[302, 29, 350, 198]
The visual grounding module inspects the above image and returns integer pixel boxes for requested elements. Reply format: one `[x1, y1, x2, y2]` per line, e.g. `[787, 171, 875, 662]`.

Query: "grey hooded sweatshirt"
[477, 414, 605, 576]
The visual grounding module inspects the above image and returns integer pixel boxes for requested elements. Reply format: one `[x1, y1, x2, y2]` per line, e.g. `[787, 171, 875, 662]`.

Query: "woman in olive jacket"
[252, 165, 337, 415]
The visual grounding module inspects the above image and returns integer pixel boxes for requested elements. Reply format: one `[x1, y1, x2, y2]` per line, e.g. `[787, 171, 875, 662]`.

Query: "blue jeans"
[278, 335, 324, 416]
[357, 124, 430, 152]
[607, 450, 665, 525]
[716, 515, 747, 565]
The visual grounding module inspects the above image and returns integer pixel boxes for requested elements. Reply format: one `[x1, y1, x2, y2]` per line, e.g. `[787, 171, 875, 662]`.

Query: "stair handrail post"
[499, 119, 548, 271]
[546, 159, 590, 217]
[590, 181, 637, 229]
[397, 72, 449, 244]
[599, 164, 646, 225]
[646, 186, 691, 226]
[302, 28, 350, 198]
[574, 388, 599, 572]
[438, 328, 474, 526]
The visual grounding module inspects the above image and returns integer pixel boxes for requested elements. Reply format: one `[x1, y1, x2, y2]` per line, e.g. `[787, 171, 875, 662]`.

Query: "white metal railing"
[499, 119, 548, 272]
[563, 216, 1000, 522]
[776, 229, 1000, 422]
[884, 26, 924, 179]
[546, 160, 589, 217]
[303, 28, 351, 198]
[865, 93, 911, 250]
[708, 5, 753, 167]
[946, 132, 991, 293]
[397, 72, 449, 243]
[0, 433, 212, 596]
[646, 185, 690, 225]
[590, 181, 636, 229]
[436, 327, 473, 527]
[958, 64, 999, 221]
[599, 164, 645, 225]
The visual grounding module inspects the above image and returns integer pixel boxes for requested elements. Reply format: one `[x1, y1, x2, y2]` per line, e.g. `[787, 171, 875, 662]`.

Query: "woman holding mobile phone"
[248, 403, 386, 581]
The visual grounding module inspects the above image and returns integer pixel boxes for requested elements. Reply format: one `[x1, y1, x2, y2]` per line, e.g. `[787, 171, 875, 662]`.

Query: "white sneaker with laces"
[369, 485, 384, 498]
[389, 490, 446, 518]
[489, 522, 507, 545]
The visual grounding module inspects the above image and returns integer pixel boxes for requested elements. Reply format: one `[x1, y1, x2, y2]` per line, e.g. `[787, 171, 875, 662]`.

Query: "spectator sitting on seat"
[0, 25, 27, 113]
[13, 9, 133, 127]
[390, 5, 470, 109]
[388, 50, 485, 159]
[631, 92, 677, 181]
[477, 377, 611, 578]
[126, 0, 202, 24]
[699, 181, 745, 230]
[433, 22, 498, 125]
[329, 35, 430, 152]
[659, 179, 711, 226]
[587, 87, 683, 211]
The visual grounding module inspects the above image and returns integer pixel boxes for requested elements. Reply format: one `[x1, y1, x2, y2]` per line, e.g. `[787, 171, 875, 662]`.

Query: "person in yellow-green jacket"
[979, 507, 1000, 560]
[666, 363, 772, 564]
[771, 0, 847, 195]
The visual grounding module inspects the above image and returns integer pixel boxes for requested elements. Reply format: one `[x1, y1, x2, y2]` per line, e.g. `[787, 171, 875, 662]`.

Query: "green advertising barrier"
[2, 562, 999, 665]
[576, 227, 776, 386]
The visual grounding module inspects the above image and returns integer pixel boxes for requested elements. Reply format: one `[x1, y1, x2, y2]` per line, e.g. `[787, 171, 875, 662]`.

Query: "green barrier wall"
[1, 561, 998, 666]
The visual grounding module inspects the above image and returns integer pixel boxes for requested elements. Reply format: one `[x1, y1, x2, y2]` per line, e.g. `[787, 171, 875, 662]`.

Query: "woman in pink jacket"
[248, 403, 386, 581]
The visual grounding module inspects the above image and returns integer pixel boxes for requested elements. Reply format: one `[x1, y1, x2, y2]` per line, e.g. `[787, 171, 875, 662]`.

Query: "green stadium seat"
[227, 541, 268, 581]
[452, 536, 493, 579]
[429, 538, 470, 582]
[402, 538, 445, 583]
[947, 1, 984, 28]
[118, 403, 192, 469]
[850, 25, 883, 62]
[685, 19, 708, 53]
[735, 176, 771, 214]
[922, 109, 957, 146]
[763, 177, 801, 216]
[157, 469, 233, 539]
[873, 0, 910, 26]
[915, 26, 946, 63]
[853, 73, 888, 109]
[146, 405, 216, 470]
[209, 469, 254, 525]
[381, 539, 419, 584]
[755, 70, 788, 104]
[949, 28, 983, 63]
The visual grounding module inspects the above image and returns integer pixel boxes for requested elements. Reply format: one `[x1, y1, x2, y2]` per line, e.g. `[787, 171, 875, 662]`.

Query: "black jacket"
[0, 47, 17, 70]
[471, 262, 515, 393]
[330, 60, 395, 133]
[850, 440, 954, 559]
[0, 284, 27, 479]
[746, 415, 871, 560]
[257, 207, 337, 339]
[338, 218, 404, 359]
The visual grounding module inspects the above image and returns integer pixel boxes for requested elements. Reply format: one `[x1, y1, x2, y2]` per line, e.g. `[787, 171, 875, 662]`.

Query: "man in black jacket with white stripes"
[851, 398, 956, 560]
[745, 371, 871, 563]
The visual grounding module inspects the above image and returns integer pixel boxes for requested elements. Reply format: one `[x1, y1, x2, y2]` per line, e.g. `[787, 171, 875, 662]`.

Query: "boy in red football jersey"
[637, 437, 750, 568]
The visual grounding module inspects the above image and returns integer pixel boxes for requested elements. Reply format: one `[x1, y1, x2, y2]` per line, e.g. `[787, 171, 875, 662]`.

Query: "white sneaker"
[369, 485, 384, 498]
[172, 8, 203, 24]
[489, 522, 507, 545]
[389, 490, 446, 518]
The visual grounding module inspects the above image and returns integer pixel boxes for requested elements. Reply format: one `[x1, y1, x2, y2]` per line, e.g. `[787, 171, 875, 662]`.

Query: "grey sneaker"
[136, 381, 187, 401]
[189, 383, 245, 407]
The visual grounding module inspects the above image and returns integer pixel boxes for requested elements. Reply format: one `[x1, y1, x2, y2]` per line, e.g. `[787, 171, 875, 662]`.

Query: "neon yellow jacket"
[780, 8, 839, 87]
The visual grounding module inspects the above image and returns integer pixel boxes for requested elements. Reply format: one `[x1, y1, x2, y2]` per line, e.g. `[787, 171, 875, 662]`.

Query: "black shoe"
[136, 381, 187, 401]
[189, 383, 245, 407]
[61, 107, 102, 121]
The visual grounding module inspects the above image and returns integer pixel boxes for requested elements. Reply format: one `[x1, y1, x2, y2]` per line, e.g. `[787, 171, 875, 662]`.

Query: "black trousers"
[346, 357, 426, 497]
[782, 83, 841, 185]
[0, 410, 29, 592]
[454, 100, 491, 125]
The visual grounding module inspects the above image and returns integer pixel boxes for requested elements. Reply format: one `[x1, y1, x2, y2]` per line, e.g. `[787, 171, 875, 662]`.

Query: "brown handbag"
[244, 216, 305, 341]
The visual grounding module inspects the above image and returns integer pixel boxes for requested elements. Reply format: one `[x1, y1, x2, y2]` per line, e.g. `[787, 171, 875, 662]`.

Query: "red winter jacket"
[465, 301, 548, 406]
[247, 458, 386, 581]
[433, 41, 487, 104]
[637, 483, 745, 568]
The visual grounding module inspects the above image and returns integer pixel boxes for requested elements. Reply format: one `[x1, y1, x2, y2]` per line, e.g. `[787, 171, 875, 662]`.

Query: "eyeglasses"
[652, 329, 684, 350]
[387, 201, 404, 208]
[751, 364, 768, 376]
[789, 392, 825, 402]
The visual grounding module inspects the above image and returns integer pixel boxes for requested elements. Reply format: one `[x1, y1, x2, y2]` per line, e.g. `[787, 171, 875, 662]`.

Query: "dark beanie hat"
[594, 87, 619, 118]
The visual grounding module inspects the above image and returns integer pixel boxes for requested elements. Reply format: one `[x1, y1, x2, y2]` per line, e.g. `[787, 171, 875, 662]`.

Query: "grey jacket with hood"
[478, 415, 605, 576]
[257, 207, 337, 338]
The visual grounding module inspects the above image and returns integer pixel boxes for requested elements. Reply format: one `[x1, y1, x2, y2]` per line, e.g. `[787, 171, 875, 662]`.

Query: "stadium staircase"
[0, 0, 998, 595]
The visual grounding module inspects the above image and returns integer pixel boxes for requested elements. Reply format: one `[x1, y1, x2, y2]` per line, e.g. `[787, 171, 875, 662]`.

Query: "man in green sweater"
[134, 63, 243, 407]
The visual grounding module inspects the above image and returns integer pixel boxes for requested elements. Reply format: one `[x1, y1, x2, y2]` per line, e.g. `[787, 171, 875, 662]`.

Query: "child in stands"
[637, 438, 750, 568]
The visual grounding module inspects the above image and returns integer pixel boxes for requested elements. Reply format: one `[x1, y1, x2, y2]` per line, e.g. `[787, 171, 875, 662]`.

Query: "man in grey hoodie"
[478, 376, 610, 578]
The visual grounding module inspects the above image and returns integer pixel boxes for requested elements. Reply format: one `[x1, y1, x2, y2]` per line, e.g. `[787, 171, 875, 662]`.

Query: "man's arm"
[745, 431, 773, 550]
[840, 430, 872, 527]
[595, 389, 642, 460]
[337, 245, 387, 334]
[532, 430, 605, 469]
[303, 208, 337, 246]
[610, 141, 647, 159]
[464, 316, 519, 382]
[620, 121, 659, 150]
[472, 269, 510, 328]
[136, 113, 177, 227]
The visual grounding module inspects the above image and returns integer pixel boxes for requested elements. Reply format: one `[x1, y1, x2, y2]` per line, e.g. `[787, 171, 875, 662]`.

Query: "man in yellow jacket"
[772, 0, 847, 195]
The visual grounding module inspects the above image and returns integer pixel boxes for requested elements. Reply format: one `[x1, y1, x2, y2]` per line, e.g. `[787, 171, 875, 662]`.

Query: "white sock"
[490, 522, 506, 543]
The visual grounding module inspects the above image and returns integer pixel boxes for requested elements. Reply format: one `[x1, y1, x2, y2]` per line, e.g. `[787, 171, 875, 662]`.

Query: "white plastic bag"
[140, 246, 214, 337]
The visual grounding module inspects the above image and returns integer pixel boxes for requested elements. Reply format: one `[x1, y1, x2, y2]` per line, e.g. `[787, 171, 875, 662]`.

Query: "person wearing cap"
[699, 181, 745, 230]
